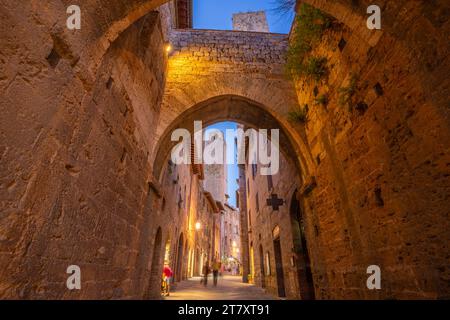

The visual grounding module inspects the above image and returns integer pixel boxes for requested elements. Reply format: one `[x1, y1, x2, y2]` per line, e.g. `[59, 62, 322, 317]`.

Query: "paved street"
[165, 275, 277, 300]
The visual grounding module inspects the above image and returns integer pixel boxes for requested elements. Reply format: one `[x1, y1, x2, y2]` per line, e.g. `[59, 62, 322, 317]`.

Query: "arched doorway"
[249, 242, 255, 284]
[187, 247, 194, 278]
[272, 226, 286, 298]
[183, 242, 189, 280]
[175, 233, 184, 282]
[259, 244, 265, 288]
[148, 227, 163, 299]
[290, 190, 315, 300]
[194, 248, 200, 276]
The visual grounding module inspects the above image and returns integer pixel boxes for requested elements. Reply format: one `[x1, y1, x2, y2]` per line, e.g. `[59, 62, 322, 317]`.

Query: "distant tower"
[232, 11, 270, 32]
[203, 133, 227, 204]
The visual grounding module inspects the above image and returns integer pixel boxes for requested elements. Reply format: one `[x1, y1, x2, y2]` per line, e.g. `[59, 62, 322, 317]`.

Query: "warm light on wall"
[195, 222, 202, 230]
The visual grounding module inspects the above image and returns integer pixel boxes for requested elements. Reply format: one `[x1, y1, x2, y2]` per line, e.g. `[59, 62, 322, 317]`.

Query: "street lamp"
[195, 222, 202, 231]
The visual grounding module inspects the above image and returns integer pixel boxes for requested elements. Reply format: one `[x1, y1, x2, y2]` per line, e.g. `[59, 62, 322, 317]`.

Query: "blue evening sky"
[193, 0, 295, 34]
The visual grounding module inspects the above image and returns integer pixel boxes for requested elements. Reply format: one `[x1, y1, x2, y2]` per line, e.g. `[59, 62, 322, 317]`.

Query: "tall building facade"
[203, 131, 227, 204]
[221, 203, 241, 274]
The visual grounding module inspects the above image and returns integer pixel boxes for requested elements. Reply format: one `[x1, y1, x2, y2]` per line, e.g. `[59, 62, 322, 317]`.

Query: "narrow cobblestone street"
[165, 275, 277, 300]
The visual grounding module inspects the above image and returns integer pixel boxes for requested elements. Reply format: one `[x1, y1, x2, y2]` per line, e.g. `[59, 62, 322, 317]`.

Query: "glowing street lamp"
[195, 222, 202, 231]
[165, 43, 172, 54]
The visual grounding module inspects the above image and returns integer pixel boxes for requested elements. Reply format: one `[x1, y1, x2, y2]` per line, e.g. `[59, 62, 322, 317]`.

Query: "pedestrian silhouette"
[212, 260, 221, 286]
[201, 262, 210, 287]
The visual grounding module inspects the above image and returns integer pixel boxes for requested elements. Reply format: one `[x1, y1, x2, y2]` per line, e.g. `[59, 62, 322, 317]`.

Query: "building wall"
[238, 163, 250, 283]
[244, 146, 302, 299]
[221, 204, 241, 271]
[286, 3, 450, 299]
[0, 10, 167, 299]
[158, 161, 218, 283]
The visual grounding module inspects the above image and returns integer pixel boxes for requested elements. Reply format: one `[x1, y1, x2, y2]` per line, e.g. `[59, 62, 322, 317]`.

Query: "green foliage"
[304, 57, 328, 81]
[314, 94, 328, 106]
[288, 105, 309, 124]
[286, 4, 333, 80]
[339, 74, 358, 110]
[288, 56, 328, 81]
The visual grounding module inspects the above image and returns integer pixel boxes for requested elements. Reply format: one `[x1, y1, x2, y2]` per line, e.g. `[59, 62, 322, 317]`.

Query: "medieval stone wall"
[245, 150, 301, 299]
[168, 29, 288, 75]
[221, 204, 241, 266]
[0, 8, 167, 299]
[153, 28, 300, 172]
[287, 2, 450, 299]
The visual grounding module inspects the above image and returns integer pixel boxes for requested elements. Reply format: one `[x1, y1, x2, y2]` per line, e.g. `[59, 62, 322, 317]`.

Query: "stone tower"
[232, 11, 269, 32]
[203, 133, 227, 204]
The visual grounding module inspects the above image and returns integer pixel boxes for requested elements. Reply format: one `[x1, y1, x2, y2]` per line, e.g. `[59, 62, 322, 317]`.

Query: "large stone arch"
[152, 95, 307, 182]
[150, 28, 316, 182]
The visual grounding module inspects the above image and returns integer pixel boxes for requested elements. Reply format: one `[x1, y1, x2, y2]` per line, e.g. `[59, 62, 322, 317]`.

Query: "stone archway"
[175, 233, 184, 282]
[152, 27, 317, 179]
[272, 226, 286, 298]
[249, 242, 255, 284]
[152, 95, 308, 183]
[147, 227, 163, 299]
[182, 242, 189, 280]
[290, 189, 315, 300]
[259, 244, 266, 289]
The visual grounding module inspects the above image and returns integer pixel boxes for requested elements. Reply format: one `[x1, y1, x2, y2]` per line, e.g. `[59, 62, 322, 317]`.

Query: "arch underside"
[152, 95, 304, 182]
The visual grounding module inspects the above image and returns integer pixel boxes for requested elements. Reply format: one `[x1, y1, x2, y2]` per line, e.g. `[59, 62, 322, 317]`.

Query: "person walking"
[212, 260, 220, 286]
[202, 262, 210, 287]
[162, 264, 173, 296]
